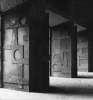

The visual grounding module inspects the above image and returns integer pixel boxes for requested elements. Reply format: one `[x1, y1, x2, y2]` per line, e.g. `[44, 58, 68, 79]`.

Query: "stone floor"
[0, 74, 93, 100]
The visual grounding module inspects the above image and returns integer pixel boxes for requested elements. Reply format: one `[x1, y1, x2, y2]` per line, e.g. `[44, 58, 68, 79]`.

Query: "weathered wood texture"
[51, 30, 71, 77]
[3, 14, 29, 91]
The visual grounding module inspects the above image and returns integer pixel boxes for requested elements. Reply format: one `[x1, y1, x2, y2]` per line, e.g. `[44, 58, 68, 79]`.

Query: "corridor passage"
[0, 76, 93, 100]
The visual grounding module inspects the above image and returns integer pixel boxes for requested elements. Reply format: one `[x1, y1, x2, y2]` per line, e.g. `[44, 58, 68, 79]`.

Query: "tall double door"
[3, 14, 29, 91]
[51, 30, 71, 77]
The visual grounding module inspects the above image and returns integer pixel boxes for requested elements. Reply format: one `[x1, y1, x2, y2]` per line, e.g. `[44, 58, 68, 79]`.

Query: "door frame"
[49, 21, 77, 78]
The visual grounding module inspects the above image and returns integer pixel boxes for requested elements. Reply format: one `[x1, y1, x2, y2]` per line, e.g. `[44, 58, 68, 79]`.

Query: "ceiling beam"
[2, 0, 30, 15]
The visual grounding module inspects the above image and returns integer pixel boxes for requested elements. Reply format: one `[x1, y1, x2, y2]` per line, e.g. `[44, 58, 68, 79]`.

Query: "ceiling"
[0, 0, 93, 32]
[0, 0, 27, 11]
[46, 9, 86, 32]
[47, 0, 93, 32]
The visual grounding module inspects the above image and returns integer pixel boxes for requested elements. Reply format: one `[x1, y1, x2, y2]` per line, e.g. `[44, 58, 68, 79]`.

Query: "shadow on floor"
[48, 73, 93, 96]
[77, 76, 93, 78]
[48, 86, 93, 96]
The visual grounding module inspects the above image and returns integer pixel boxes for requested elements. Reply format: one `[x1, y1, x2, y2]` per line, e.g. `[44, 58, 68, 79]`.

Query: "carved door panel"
[3, 15, 29, 91]
[52, 31, 71, 77]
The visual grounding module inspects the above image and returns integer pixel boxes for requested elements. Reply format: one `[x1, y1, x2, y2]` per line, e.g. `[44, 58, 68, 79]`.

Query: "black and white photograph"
[0, 0, 92, 100]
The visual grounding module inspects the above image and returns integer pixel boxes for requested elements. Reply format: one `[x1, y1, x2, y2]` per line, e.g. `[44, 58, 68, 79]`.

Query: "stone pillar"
[71, 25, 77, 78]
[49, 27, 52, 76]
[88, 32, 93, 72]
[1, 14, 4, 88]
[28, 1, 49, 92]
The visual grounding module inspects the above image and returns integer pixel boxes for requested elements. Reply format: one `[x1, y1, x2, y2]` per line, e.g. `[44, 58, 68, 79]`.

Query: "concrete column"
[28, 1, 49, 92]
[71, 25, 77, 78]
[88, 32, 93, 72]
[1, 14, 4, 88]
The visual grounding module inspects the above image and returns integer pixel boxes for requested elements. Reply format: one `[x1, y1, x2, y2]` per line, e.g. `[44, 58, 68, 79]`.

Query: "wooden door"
[51, 30, 71, 77]
[3, 14, 29, 91]
[77, 38, 88, 72]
